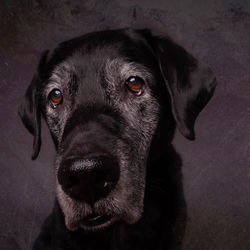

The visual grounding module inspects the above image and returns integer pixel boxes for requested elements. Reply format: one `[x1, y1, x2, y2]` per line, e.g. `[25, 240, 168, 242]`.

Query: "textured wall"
[0, 0, 249, 249]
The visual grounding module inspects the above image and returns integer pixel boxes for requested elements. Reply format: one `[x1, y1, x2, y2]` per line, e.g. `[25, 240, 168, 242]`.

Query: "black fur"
[18, 28, 217, 250]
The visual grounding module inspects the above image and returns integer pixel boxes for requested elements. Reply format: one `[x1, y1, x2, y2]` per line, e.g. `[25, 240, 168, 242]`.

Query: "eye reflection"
[126, 76, 144, 95]
[49, 89, 63, 107]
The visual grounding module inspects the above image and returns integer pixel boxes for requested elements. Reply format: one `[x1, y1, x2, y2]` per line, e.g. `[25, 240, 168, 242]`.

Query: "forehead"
[45, 42, 155, 92]
[44, 30, 158, 76]
[48, 57, 153, 83]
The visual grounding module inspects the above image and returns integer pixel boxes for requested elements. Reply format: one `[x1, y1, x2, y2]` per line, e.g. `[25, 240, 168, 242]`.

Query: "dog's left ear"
[156, 37, 217, 139]
[18, 51, 49, 160]
[147, 33, 217, 140]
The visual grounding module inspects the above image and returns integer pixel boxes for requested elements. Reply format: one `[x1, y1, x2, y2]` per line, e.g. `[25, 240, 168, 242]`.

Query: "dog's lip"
[81, 213, 113, 227]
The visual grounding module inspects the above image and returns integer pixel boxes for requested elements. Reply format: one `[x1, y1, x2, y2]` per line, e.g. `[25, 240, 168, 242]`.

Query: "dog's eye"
[126, 76, 144, 95]
[49, 89, 63, 107]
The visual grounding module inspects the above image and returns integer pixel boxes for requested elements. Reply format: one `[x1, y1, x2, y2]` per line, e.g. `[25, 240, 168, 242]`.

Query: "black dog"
[18, 28, 216, 250]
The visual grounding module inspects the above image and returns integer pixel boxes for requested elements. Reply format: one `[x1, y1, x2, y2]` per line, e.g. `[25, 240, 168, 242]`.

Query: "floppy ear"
[153, 36, 217, 140]
[18, 51, 49, 160]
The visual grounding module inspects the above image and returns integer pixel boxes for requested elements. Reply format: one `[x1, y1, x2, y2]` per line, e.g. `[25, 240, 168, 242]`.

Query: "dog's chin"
[65, 214, 113, 231]
[64, 213, 119, 231]
[65, 211, 142, 232]
[56, 182, 145, 232]
[80, 215, 120, 231]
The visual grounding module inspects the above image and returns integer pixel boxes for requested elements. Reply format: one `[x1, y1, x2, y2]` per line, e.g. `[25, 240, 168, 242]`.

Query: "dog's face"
[19, 29, 216, 231]
[47, 47, 162, 231]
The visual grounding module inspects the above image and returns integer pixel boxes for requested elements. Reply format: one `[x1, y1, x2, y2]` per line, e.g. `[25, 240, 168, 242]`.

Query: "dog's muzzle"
[58, 155, 120, 205]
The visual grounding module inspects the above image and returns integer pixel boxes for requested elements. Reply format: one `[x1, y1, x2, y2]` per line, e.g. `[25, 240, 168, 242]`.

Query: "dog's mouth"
[81, 213, 113, 227]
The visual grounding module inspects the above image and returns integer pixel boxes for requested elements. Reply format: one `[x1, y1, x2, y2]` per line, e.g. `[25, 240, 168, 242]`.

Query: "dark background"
[0, 0, 249, 249]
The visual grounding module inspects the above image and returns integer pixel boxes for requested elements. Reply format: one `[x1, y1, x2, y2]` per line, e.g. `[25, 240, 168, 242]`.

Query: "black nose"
[58, 156, 119, 204]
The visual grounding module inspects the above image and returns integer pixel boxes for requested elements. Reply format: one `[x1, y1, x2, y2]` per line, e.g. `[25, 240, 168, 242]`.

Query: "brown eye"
[49, 89, 63, 107]
[126, 76, 144, 95]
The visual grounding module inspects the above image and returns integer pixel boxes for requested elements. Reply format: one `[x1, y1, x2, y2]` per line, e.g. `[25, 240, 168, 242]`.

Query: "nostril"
[95, 180, 113, 194]
[64, 175, 77, 189]
[58, 167, 76, 189]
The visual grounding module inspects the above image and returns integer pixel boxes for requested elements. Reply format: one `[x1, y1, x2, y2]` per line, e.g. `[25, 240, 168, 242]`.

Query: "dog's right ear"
[136, 29, 217, 140]
[18, 50, 49, 160]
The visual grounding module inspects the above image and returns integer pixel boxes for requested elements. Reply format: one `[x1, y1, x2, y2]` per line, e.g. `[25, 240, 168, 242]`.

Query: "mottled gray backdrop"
[0, 0, 249, 249]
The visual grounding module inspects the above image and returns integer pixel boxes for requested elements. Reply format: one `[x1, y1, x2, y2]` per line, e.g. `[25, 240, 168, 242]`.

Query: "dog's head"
[19, 29, 216, 231]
